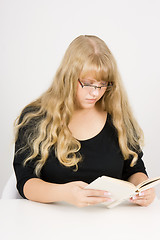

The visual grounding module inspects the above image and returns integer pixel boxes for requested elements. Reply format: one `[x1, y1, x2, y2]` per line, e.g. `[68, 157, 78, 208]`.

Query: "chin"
[76, 100, 97, 110]
[81, 103, 96, 109]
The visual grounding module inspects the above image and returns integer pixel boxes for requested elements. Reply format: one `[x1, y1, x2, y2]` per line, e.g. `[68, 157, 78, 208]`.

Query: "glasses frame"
[78, 78, 113, 90]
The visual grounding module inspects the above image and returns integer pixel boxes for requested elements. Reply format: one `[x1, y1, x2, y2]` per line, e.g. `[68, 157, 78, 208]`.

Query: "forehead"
[80, 71, 109, 83]
[80, 64, 110, 82]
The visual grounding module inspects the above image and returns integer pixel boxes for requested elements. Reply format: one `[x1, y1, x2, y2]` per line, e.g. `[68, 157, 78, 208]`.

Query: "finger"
[136, 192, 147, 198]
[133, 191, 149, 198]
[75, 181, 89, 188]
[85, 196, 113, 206]
[131, 193, 148, 200]
[141, 189, 151, 194]
[130, 193, 155, 203]
[138, 188, 155, 195]
[135, 188, 155, 198]
[84, 189, 111, 197]
[130, 197, 150, 206]
[137, 193, 151, 199]
[130, 194, 153, 204]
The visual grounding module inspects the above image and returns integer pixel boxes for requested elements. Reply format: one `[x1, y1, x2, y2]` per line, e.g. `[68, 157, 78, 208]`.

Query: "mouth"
[86, 99, 97, 103]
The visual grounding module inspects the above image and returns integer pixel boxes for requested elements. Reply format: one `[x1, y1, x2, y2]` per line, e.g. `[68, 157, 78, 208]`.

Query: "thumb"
[75, 181, 89, 188]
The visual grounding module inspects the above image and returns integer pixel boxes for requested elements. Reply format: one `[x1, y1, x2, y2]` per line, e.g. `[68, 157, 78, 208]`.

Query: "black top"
[13, 111, 147, 199]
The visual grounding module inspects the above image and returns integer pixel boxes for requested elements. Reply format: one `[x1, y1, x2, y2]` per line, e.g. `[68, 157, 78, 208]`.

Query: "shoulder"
[16, 105, 42, 146]
[107, 113, 116, 130]
[18, 105, 41, 124]
[17, 105, 44, 141]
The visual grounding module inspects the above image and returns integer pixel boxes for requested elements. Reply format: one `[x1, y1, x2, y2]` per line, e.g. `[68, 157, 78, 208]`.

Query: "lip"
[86, 99, 97, 102]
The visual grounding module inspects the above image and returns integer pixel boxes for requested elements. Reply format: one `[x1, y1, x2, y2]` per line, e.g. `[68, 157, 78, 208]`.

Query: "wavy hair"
[14, 35, 144, 177]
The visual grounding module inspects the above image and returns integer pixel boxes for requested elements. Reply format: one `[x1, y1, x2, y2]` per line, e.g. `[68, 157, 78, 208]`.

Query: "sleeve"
[13, 114, 39, 199]
[122, 150, 148, 181]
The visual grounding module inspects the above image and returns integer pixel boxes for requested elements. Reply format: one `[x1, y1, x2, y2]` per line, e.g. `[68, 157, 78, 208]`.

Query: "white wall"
[0, 0, 160, 197]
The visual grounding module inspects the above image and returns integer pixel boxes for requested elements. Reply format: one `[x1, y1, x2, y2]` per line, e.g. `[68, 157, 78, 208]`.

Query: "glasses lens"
[84, 85, 102, 91]
[79, 79, 113, 91]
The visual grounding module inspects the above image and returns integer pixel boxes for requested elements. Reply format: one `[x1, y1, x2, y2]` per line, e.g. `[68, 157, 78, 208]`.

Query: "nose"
[89, 87, 100, 97]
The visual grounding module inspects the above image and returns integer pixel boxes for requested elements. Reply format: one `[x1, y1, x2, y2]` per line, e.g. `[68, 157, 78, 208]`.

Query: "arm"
[128, 172, 148, 185]
[23, 178, 64, 203]
[23, 178, 112, 207]
[128, 172, 156, 206]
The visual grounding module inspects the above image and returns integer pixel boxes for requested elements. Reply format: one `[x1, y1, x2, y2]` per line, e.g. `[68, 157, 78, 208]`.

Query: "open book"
[85, 176, 160, 208]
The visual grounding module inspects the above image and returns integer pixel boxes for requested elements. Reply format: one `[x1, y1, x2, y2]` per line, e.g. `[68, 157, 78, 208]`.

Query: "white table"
[0, 198, 159, 240]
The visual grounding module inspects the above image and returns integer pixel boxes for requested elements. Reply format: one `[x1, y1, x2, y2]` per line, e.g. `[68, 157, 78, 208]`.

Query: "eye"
[82, 80, 93, 85]
[83, 82, 91, 85]
[100, 81, 108, 86]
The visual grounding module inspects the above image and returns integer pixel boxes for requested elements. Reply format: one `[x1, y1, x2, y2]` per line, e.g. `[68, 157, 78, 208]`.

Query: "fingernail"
[106, 198, 113, 202]
[104, 192, 111, 196]
[132, 196, 137, 200]
[139, 192, 144, 196]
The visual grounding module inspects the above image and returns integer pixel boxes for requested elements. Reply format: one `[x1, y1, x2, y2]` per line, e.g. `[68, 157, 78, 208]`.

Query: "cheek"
[76, 86, 86, 103]
[97, 90, 106, 100]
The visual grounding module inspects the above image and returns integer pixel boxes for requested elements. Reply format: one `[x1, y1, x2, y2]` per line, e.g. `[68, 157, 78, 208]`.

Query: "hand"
[129, 188, 156, 207]
[61, 181, 112, 208]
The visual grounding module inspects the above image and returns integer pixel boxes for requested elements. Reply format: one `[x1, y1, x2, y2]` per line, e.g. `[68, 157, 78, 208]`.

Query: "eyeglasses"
[78, 79, 113, 91]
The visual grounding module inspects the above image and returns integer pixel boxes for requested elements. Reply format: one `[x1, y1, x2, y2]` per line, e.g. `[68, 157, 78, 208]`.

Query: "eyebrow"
[82, 78, 107, 84]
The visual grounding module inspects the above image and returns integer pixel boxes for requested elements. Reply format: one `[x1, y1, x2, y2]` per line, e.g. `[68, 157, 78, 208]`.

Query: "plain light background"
[0, 0, 160, 197]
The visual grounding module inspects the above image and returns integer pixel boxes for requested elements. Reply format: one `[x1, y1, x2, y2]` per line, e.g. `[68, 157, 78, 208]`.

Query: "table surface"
[0, 198, 160, 240]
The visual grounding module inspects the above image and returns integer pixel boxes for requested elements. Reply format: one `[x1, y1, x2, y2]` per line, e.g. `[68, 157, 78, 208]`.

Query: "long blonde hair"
[14, 35, 144, 177]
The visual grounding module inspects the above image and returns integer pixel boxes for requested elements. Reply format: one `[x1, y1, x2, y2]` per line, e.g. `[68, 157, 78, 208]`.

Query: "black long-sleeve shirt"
[13, 112, 147, 199]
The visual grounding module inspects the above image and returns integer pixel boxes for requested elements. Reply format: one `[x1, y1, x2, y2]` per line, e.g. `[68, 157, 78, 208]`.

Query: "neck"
[74, 101, 102, 114]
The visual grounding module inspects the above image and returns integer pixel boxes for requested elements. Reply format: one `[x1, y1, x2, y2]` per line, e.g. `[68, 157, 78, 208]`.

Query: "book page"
[136, 176, 160, 192]
[85, 176, 137, 207]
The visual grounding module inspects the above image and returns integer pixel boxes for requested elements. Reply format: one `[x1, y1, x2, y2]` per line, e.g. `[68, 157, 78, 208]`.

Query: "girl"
[13, 35, 155, 207]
